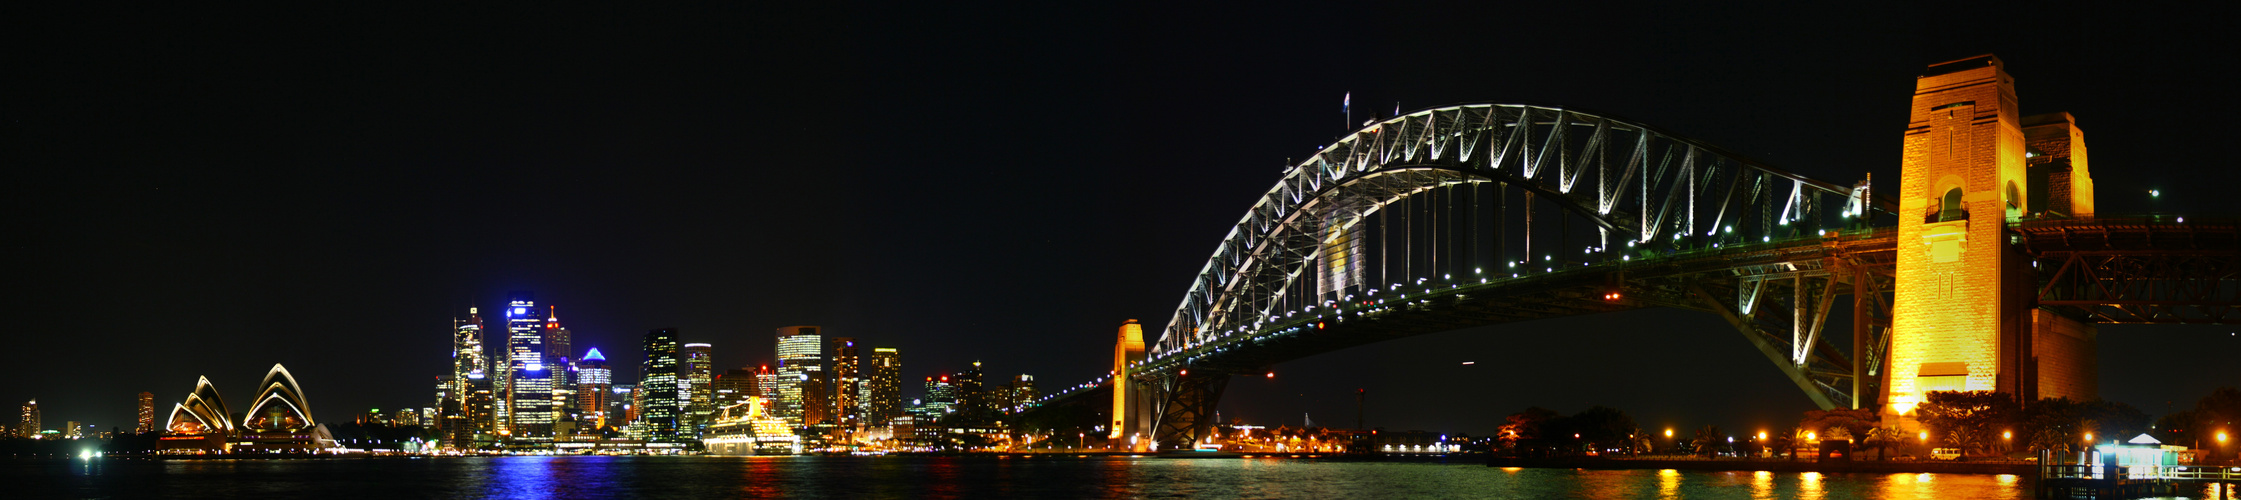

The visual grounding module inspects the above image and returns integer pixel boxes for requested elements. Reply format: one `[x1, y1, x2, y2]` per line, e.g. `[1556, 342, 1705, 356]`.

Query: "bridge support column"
[1887, 55, 2098, 421]
[1112, 320, 1147, 449]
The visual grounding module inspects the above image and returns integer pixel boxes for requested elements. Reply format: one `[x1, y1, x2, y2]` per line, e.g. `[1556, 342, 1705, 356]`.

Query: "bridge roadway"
[1129, 228, 1891, 379]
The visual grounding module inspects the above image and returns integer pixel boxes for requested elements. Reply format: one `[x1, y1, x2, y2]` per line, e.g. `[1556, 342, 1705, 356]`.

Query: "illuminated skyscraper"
[544, 308, 574, 420]
[921, 375, 955, 421]
[18, 400, 37, 437]
[865, 347, 901, 426]
[576, 348, 612, 430]
[505, 292, 552, 441]
[754, 365, 781, 415]
[831, 338, 860, 427]
[953, 362, 989, 425]
[1006, 374, 1037, 410]
[637, 328, 682, 441]
[774, 326, 823, 426]
[137, 392, 155, 434]
[682, 343, 714, 431]
[450, 307, 487, 417]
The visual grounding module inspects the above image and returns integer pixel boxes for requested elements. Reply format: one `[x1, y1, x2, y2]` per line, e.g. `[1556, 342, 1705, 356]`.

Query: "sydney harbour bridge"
[1015, 55, 2241, 451]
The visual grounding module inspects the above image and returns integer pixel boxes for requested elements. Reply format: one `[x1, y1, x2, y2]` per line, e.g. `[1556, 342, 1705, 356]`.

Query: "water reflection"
[1658, 469, 1681, 499]
[11, 456, 2068, 499]
[1798, 471, 1823, 500]
[484, 456, 556, 499]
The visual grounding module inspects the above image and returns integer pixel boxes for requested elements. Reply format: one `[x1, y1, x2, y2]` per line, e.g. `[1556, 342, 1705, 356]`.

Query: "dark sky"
[9, 3, 2237, 436]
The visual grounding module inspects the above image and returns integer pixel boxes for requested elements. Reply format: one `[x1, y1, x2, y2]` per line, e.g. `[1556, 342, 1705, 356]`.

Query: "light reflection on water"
[14, 456, 2062, 499]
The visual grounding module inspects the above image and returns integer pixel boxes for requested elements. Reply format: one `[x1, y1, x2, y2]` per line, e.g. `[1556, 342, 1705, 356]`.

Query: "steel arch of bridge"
[1157, 104, 1897, 356]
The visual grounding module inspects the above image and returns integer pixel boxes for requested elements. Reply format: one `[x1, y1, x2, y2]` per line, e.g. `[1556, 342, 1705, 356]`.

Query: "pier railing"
[2043, 463, 2241, 482]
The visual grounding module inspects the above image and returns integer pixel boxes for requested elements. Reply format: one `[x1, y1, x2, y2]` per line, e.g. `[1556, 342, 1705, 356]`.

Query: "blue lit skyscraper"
[506, 291, 552, 441]
[576, 348, 611, 430]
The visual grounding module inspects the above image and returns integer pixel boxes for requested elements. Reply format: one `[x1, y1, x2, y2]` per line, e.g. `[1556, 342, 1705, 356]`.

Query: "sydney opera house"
[159, 364, 339, 454]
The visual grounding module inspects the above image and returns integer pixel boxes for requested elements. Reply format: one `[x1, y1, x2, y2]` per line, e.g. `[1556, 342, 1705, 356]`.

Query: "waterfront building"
[831, 338, 860, 427]
[637, 328, 682, 441]
[577, 348, 612, 430]
[64, 421, 82, 439]
[683, 343, 714, 430]
[866, 347, 900, 426]
[137, 392, 155, 434]
[774, 326, 823, 426]
[504, 292, 552, 441]
[18, 399, 37, 437]
[398, 408, 421, 428]
[159, 364, 336, 454]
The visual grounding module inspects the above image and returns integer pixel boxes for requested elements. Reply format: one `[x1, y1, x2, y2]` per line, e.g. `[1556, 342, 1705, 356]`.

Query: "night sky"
[10, 3, 2238, 437]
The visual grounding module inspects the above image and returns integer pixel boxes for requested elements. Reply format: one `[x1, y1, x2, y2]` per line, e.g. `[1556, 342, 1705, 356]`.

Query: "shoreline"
[1487, 456, 2036, 475]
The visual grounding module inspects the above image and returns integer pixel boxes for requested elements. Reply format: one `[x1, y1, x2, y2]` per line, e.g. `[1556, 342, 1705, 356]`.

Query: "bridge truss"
[1124, 104, 1904, 448]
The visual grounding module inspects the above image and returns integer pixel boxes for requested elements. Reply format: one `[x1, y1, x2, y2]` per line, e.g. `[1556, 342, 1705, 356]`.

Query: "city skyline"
[9, 3, 2239, 440]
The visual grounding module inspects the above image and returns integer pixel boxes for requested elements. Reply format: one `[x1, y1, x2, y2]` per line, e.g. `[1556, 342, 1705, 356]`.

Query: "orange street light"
[1758, 431, 1768, 441]
[1806, 431, 1816, 441]
[2218, 431, 2228, 444]
[1665, 429, 1674, 438]
[1919, 431, 1929, 443]
[2003, 430, 2012, 440]
[2084, 432, 2094, 442]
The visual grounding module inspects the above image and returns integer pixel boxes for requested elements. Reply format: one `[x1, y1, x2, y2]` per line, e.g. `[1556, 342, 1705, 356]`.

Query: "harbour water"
[12, 455, 2225, 499]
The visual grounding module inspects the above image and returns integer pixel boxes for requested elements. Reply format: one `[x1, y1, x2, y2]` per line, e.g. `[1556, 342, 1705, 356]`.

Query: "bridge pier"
[1887, 55, 2100, 422]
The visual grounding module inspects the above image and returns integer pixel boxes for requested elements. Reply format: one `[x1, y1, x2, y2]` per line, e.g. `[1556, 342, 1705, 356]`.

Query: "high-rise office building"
[577, 348, 612, 430]
[611, 384, 636, 431]
[637, 328, 682, 441]
[831, 338, 860, 427]
[953, 362, 989, 425]
[865, 347, 901, 426]
[801, 376, 830, 425]
[450, 307, 487, 419]
[136, 392, 155, 434]
[753, 365, 781, 415]
[713, 368, 758, 414]
[504, 292, 552, 441]
[774, 326, 823, 426]
[18, 400, 37, 437]
[1006, 374, 1037, 410]
[465, 377, 494, 441]
[544, 308, 574, 421]
[682, 343, 714, 431]
[922, 375, 955, 421]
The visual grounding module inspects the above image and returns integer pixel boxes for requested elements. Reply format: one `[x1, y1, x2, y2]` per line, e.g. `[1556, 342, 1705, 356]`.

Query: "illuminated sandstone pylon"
[1887, 55, 2098, 420]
